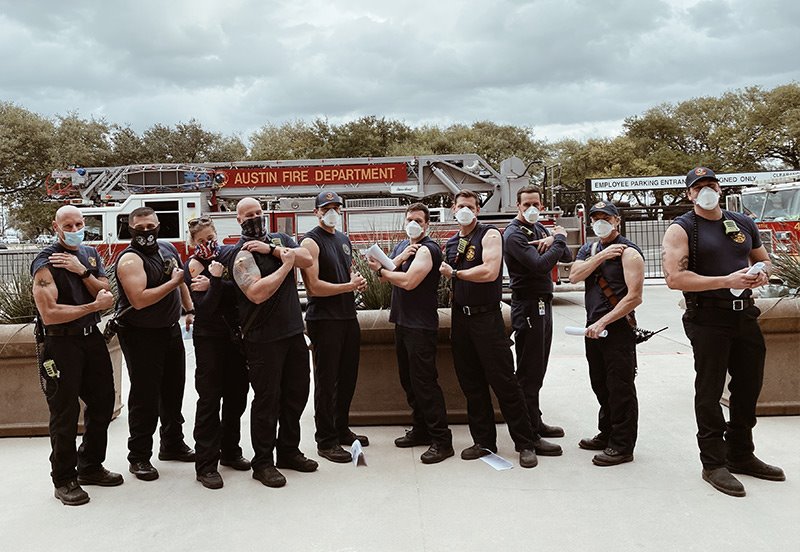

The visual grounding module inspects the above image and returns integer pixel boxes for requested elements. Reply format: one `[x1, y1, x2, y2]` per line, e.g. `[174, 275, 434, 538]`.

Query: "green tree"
[749, 83, 800, 169]
[0, 102, 56, 196]
[249, 119, 332, 160]
[52, 113, 114, 169]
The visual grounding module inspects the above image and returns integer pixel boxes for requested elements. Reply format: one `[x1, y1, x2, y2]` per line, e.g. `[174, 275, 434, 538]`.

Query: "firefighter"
[662, 167, 785, 497]
[301, 191, 369, 464]
[230, 197, 317, 488]
[503, 186, 573, 457]
[31, 205, 122, 505]
[184, 217, 250, 489]
[439, 190, 538, 469]
[569, 202, 644, 466]
[367, 203, 454, 464]
[115, 207, 195, 481]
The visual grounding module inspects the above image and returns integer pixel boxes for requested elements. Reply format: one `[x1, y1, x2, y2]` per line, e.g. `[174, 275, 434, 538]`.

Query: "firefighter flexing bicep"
[229, 197, 317, 489]
[439, 190, 539, 469]
[503, 186, 574, 458]
[115, 207, 195, 483]
[662, 167, 784, 498]
[366, 203, 454, 464]
[569, 202, 644, 467]
[30, 205, 122, 506]
[300, 191, 369, 465]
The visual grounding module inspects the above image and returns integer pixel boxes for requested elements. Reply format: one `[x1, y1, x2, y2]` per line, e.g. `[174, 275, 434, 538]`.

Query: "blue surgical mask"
[61, 228, 84, 247]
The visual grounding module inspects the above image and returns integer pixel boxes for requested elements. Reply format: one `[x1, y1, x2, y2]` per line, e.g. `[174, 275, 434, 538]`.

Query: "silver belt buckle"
[463, 306, 472, 316]
[732, 299, 744, 311]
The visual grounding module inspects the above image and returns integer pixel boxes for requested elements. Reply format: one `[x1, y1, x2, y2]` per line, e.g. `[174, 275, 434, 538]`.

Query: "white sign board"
[590, 170, 800, 192]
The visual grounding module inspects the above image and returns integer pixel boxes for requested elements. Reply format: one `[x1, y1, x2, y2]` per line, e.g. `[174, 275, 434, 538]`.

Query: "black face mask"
[129, 225, 160, 255]
[240, 214, 266, 240]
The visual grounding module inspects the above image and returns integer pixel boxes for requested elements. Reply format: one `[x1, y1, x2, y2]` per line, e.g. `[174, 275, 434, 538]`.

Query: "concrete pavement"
[0, 284, 797, 551]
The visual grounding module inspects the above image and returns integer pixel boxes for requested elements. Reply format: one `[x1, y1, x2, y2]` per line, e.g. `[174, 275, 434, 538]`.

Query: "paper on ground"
[362, 244, 395, 271]
[350, 440, 367, 466]
[480, 451, 514, 470]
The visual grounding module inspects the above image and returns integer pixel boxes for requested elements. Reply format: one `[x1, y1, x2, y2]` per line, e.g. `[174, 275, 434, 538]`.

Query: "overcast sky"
[2, 0, 799, 145]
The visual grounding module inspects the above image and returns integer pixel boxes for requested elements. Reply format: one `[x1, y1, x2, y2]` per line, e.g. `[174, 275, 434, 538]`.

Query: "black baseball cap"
[589, 201, 619, 217]
[315, 191, 343, 208]
[686, 167, 719, 188]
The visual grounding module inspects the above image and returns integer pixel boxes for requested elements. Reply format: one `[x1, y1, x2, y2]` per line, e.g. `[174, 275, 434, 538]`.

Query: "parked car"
[4, 235, 20, 245]
[0, 240, 7, 250]
[35, 234, 57, 245]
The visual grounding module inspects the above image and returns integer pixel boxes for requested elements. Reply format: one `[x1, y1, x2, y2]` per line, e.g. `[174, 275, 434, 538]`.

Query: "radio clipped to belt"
[33, 315, 59, 399]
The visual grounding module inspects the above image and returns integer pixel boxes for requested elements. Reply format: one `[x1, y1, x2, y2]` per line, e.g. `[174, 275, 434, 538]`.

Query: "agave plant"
[769, 239, 800, 295]
[0, 271, 36, 324]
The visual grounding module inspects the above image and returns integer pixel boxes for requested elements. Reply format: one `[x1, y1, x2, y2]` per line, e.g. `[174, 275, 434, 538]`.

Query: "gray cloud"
[0, 0, 798, 145]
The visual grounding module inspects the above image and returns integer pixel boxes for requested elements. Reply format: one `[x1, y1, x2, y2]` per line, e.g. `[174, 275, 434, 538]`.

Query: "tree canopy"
[2, 83, 800, 234]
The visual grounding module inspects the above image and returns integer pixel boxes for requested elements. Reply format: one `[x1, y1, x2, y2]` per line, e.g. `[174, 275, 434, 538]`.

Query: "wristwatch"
[183, 308, 195, 316]
[377, 267, 383, 278]
[80, 269, 91, 279]
[452, 269, 458, 280]
[268, 243, 277, 254]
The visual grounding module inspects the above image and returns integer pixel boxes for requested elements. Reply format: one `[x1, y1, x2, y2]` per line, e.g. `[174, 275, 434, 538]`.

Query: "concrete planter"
[0, 318, 124, 437]
[721, 297, 800, 416]
[349, 305, 509, 425]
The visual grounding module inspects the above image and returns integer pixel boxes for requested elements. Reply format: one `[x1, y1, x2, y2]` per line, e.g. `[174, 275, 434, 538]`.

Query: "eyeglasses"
[188, 216, 212, 227]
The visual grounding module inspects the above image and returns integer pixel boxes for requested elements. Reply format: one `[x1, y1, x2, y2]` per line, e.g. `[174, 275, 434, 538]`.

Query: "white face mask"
[592, 219, 614, 238]
[695, 187, 720, 211]
[321, 209, 340, 228]
[405, 221, 423, 239]
[455, 206, 475, 226]
[523, 206, 539, 224]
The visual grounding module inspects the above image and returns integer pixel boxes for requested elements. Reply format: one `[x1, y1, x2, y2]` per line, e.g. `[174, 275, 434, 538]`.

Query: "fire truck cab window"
[83, 215, 104, 241]
[116, 200, 181, 240]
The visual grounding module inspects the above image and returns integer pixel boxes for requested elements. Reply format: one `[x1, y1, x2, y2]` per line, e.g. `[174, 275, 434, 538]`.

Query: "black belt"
[453, 303, 501, 316]
[44, 325, 96, 337]
[511, 291, 553, 302]
[687, 297, 755, 312]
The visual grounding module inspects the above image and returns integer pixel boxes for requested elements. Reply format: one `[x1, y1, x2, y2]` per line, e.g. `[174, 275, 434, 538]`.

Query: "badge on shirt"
[342, 243, 351, 256]
[465, 246, 476, 262]
[88, 257, 97, 267]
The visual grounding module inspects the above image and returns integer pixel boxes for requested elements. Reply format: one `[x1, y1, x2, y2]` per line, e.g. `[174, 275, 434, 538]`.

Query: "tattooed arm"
[661, 224, 765, 292]
[32, 267, 114, 326]
[233, 249, 293, 304]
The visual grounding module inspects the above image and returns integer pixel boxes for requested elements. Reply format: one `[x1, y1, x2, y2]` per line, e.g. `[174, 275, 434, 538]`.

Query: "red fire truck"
[48, 154, 584, 279]
[732, 176, 800, 254]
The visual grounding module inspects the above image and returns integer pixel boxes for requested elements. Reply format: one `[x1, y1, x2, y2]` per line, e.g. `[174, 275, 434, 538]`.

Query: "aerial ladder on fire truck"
[48, 154, 534, 216]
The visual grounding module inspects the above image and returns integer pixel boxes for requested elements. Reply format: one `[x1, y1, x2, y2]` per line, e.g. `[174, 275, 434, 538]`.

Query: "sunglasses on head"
[188, 216, 212, 227]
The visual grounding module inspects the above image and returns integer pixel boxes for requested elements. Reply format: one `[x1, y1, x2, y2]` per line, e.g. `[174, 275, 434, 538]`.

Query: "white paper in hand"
[362, 244, 395, 271]
[350, 440, 367, 467]
[565, 326, 607, 338]
[480, 451, 514, 471]
[731, 262, 766, 297]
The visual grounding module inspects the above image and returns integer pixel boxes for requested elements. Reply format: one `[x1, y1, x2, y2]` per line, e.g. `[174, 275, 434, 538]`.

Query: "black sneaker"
[253, 467, 286, 488]
[519, 449, 538, 469]
[578, 434, 609, 451]
[420, 444, 455, 464]
[394, 430, 433, 448]
[702, 467, 746, 497]
[727, 456, 786, 482]
[539, 422, 565, 438]
[460, 444, 495, 461]
[196, 471, 224, 490]
[317, 445, 352, 463]
[533, 439, 563, 457]
[592, 448, 634, 466]
[339, 432, 370, 447]
[220, 456, 251, 471]
[276, 453, 319, 472]
[78, 467, 124, 487]
[129, 460, 159, 481]
[158, 443, 196, 462]
[54, 480, 90, 506]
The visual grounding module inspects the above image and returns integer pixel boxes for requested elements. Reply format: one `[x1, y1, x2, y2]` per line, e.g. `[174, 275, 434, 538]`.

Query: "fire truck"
[730, 175, 800, 254]
[47, 154, 584, 279]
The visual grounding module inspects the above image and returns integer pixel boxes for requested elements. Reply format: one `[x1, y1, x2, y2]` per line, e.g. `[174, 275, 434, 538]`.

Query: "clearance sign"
[219, 163, 408, 187]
